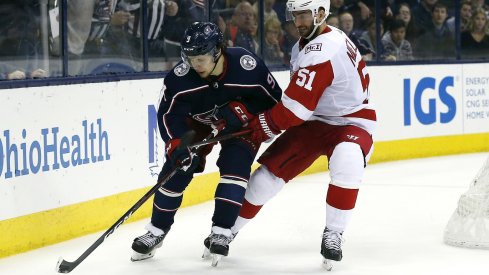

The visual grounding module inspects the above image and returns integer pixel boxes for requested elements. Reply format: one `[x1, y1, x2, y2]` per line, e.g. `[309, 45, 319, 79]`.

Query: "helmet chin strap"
[305, 24, 319, 40]
[208, 50, 222, 76]
[304, 14, 327, 40]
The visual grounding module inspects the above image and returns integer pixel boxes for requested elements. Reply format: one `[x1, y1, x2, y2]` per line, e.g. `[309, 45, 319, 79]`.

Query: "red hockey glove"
[213, 101, 255, 135]
[165, 138, 200, 174]
[245, 112, 281, 144]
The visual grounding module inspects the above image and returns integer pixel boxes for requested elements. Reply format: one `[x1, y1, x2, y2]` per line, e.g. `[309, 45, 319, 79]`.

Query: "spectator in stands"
[115, 0, 179, 57]
[430, 2, 451, 34]
[461, 8, 489, 59]
[412, 0, 438, 32]
[415, 3, 454, 59]
[330, 0, 346, 15]
[160, 0, 229, 59]
[355, 0, 393, 20]
[160, 0, 215, 60]
[84, 0, 130, 57]
[382, 19, 414, 61]
[472, 0, 489, 12]
[359, 18, 391, 61]
[50, 0, 96, 56]
[253, 0, 278, 22]
[189, 0, 226, 21]
[395, 2, 420, 47]
[339, 11, 372, 56]
[447, 1, 472, 37]
[334, 1, 393, 31]
[271, 0, 287, 22]
[327, 14, 340, 28]
[228, 1, 259, 53]
[339, 11, 356, 36]
[263, 17, 284, 64]
[0, 0, 48, 79]
[48, 0, 99, 75]
[280, 20, 299, 65]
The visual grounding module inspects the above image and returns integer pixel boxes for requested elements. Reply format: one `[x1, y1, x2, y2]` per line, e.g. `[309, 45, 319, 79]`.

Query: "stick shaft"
[56, 130, 225, 273]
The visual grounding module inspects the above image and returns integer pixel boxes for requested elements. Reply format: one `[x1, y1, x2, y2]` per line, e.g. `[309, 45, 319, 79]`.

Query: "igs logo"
[403, 76, 456, 125]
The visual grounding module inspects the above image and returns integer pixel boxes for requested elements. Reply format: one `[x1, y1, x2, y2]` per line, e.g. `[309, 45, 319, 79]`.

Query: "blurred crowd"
[1, 0, 489, 80]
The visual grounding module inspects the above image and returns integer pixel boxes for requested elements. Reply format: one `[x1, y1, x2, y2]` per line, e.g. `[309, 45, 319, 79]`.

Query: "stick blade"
[56, 257, 75, 273]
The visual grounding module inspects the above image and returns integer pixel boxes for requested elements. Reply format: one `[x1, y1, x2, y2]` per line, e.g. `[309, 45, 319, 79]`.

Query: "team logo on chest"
[240, 55, 257, 70]
[174, 62, 190, 76]
[193, 104, 223, 125]
[305, 43, 322, 54]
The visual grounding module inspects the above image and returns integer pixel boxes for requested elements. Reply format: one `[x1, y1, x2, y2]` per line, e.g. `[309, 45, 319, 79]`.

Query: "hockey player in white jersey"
[228, 0, 376, 270]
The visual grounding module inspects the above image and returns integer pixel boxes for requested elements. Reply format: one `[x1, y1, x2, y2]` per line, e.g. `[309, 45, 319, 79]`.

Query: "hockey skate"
[202, 226, 235, 267]
[320, 227, 344, 271]
[131, 227, 168, 262]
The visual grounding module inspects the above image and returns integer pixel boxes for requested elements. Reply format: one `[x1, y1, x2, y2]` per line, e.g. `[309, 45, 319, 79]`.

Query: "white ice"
[1, 153, 488, 275]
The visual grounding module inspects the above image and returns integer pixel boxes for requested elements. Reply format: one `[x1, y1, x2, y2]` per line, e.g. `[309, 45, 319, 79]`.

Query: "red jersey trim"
[269, 102, 304, 130]
[342, 109, 377, 121]
[299, 25, 332, 48]
[286, 61, 334, 111]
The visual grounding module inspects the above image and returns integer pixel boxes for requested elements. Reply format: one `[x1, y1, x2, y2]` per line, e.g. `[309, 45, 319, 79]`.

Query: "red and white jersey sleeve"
[270, 26, 376, 135]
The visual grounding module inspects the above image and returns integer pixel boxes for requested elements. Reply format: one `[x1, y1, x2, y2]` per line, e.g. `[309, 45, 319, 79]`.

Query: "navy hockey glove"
[245, 112, 281, 144]
[165, 139, 200, 174]
[213, 101, 254, 135]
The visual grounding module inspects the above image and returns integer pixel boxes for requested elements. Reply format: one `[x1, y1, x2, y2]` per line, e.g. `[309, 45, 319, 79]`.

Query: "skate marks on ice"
[0, 153, 488, 274]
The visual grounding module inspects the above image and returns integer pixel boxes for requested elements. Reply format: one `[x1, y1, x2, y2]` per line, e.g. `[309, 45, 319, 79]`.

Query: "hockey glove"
[213, 101, 254, 135]
[165, 138, 200, 174]
[245, 112, 281, 144]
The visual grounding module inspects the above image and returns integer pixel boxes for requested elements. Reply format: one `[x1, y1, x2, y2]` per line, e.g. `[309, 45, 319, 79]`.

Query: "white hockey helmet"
[286, 0, 330, 20]
[286, 0, 330, 38]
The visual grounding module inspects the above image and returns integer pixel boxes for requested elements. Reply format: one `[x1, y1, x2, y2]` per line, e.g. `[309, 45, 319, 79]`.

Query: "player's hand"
[213, 101, 254, 135]
[165, 138, 200, 174]
[245, 112, 280, 144]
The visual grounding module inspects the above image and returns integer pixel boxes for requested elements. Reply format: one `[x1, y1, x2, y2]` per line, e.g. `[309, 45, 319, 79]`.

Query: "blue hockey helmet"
[181, 22, 224, 64]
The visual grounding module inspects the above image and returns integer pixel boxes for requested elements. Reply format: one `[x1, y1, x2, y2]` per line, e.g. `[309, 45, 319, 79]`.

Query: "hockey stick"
[56, 127, 245, 273]
[188, 129, 252, 149]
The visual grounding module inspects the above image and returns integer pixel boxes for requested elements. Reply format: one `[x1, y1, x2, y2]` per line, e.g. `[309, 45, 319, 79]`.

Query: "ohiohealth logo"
[147, 105, 164, 177]
[403, 76, 456, 125]
[0, 119, 110, 179]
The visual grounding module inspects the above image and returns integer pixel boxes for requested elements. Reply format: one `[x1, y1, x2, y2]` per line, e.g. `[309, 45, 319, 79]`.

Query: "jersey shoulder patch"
[173, 62, 190, 76]
[240, 54, 257, 71]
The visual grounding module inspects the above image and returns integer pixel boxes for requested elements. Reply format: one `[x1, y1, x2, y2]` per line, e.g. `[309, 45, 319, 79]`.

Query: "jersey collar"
[299, 25, 332, 50]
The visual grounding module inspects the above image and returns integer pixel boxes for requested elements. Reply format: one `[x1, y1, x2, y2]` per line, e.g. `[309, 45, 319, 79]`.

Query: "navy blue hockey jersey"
[157, 47, 283, 143]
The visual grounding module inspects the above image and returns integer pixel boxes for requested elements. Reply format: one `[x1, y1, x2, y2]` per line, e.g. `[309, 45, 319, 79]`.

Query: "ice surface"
[1, 153, 488, 275]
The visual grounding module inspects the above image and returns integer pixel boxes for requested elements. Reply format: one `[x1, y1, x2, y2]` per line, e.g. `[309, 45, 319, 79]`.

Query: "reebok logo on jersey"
[305, 43, 322, 54]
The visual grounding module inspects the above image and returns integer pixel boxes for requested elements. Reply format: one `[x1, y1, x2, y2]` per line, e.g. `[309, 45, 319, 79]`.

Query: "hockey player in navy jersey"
[130, 22, 282, 266]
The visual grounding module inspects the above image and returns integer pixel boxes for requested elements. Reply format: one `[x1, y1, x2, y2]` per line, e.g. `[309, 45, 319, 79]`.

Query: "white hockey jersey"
[269, 26, 376, 135]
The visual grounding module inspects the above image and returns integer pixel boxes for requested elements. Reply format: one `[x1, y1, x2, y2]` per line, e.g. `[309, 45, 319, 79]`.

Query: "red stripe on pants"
[326, 184, 359, 210]
[239, 199, 263, 219]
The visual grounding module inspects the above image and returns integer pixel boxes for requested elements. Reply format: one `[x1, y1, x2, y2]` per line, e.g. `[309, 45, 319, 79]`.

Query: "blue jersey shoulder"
[224, 47, 270, 82]
[163, 61, 202, 96]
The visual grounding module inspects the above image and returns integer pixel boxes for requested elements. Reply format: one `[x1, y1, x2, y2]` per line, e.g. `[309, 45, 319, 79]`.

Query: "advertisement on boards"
[1, 64, 488, 221]
[370, 64, 463, 141]
[0, 79, 164, 220]
[460, 64, 489, 134]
